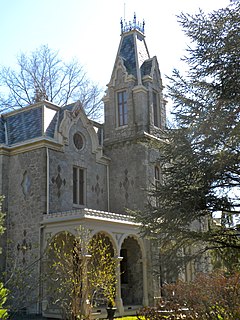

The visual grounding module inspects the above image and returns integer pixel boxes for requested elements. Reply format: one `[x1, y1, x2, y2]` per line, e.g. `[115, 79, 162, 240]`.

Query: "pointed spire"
[120, 13, 145, 34]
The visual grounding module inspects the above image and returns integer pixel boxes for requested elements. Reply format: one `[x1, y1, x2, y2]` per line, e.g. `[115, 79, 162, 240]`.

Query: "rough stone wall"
[0, 154, 9, 273]
[104, 70, 139, 143]
[5, 148, 46, 312]
[105, 138, 160, 214]
[49, 118, 108, 213]
[0, 155, 9, 197]
[6, 147, 46, 254]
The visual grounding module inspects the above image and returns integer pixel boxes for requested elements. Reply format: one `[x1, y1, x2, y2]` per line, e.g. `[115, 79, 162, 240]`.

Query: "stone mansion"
[0, 16, 169, 318]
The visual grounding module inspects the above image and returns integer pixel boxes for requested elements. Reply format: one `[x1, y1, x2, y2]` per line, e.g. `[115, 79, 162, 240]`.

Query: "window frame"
[154, 165, 161, 207]
[117, 90, 128, 127]
[73, 132, 84, 150]
[154, 165, 161, 189]
[153, 91, 160, 127]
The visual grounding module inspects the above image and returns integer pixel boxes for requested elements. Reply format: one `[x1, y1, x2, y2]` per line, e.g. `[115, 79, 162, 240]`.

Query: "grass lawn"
[115, 317, 141, 320]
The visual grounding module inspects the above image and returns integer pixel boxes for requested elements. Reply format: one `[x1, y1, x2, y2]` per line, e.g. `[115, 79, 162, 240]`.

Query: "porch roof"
[42, 207, 139, 226]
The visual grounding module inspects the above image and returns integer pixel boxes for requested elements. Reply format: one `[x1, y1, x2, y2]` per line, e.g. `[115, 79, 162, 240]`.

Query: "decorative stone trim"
[42, 208, 138, 225]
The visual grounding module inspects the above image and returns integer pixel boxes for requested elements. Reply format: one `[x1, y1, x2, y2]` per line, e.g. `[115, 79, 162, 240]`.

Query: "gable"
[57, 102, 109, 165]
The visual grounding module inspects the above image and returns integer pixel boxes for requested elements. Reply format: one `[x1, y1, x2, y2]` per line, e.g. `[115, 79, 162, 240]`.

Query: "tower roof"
[117, 14, 150, 84]
[120, 13, 145, 35]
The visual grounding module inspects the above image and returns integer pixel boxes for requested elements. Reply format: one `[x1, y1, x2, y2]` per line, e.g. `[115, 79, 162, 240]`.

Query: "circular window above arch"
[73, 132, 84, 150]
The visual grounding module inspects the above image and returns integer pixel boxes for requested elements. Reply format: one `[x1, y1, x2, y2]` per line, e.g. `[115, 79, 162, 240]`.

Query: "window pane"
[155, 166, 160, 181]
[73, 167, 85, 205]
[79, 169, 84, 205]
[153, 92, 158, 127]
[118, 91, 127, 126]
[118, 92, 122, 103]
[123, 91, 127, 103]
[73, 167, 78, 204]
[123, 103, 127, 125]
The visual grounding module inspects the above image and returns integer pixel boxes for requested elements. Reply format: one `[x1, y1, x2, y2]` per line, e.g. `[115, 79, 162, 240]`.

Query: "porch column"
[115, 256, 124, 315]
[142, 257, 149, 306]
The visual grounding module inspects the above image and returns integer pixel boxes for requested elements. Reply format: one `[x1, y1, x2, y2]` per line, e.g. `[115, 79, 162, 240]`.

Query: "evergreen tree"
[134, 1, 240, 272]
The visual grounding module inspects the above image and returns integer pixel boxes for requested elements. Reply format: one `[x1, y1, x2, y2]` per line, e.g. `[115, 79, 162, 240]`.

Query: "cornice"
[0, 137, 63, 156]
[132, 84, 148, 93]
[103, 131, 161, 149]
[1, 100, 60, 118]
[42, 208, 139, 227]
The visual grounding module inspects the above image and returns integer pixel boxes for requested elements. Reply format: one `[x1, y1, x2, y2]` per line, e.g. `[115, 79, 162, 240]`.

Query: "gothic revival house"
[0, 17, 167, 317]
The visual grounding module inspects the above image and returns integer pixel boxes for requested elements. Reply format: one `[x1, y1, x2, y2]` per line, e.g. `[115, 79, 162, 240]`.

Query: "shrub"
[138, 271, 240, 320]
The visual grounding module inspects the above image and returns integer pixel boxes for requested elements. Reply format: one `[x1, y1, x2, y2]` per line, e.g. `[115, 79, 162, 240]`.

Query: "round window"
[73, 132, 84, 150]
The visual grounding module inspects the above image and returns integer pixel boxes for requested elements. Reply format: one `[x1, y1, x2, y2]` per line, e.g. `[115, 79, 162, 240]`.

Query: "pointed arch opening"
[120, 236, 143, 306]
[89, 232, 116, 308]
[44, 230, 117, 317]
[44, 231, 76, 315]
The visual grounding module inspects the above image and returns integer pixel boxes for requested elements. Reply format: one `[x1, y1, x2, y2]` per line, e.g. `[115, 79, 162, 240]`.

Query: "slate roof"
[119, 29, 150, 81]
[0, 103, 59, 146]
[0, 117, 5, 144]
[58, 103, 75, 128]
[120, 34, 138, 78]
[141, 59, 153, 77]
[6, 107, 43, 145]
[0, 102, 102, 147]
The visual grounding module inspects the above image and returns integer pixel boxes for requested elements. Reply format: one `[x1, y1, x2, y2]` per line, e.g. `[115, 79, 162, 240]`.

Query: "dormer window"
[117, 90, 128, 126]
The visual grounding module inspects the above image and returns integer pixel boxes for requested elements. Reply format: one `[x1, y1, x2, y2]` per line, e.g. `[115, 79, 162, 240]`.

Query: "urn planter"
[106, 307, 117, 320]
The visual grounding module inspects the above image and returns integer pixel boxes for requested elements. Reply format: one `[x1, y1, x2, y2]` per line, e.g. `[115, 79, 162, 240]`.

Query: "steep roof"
[116, 14, 151, 84]
[0, 101, 60, 146]
[0, 101, 104, 148]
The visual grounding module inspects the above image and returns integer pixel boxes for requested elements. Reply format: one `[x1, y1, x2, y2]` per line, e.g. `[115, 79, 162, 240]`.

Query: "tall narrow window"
[153, 91, 158, 127]
[155, 166, 160, 189]
[73, 167, 85, 205]
[117, 91, 127, 126]
[155, 166, 160, 207]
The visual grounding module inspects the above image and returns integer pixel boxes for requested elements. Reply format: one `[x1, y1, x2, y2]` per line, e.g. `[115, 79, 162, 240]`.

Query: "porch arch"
[120, 235, 144, 306]
[43, 231, 76, 314]
[90, 230, 117, 255]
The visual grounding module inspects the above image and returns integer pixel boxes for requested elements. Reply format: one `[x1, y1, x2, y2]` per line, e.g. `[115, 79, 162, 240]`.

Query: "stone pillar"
[115, 256, 124, 315]
[142, 257, 149, 306]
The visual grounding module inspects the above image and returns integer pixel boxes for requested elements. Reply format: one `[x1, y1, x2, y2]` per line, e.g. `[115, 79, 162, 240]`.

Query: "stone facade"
[0, 18, 167, 317]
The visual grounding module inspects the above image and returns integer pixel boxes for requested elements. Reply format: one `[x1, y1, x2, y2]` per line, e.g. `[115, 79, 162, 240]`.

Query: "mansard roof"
[141, 58, 154, 77]
[119, 31, 150, 79]
[0, 101, 59, 145]
[111, 14, 163, 85]
[0, 101, 102, 147]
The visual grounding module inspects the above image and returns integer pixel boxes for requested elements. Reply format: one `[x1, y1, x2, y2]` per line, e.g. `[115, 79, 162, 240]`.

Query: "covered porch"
[40, 208, 150, 318]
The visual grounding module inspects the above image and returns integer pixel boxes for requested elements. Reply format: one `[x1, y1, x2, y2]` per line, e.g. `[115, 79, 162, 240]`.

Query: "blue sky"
[0, 0, 230, 93]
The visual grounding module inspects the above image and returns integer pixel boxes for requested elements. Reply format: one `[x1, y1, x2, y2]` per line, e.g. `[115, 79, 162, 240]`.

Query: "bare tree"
[0, 45, 103, 120]
[47, 227, 117, 320]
